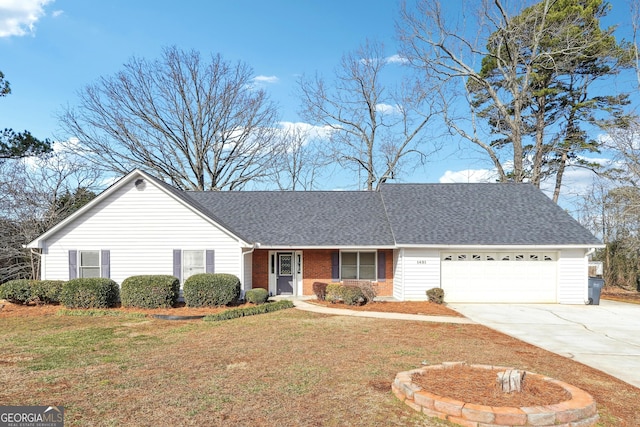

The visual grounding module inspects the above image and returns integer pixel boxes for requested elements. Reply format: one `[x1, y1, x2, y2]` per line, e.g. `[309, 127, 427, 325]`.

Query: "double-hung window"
[341, 251, 376, 280]
[183, 250, 205, 281]
[79, 251, 100, 278]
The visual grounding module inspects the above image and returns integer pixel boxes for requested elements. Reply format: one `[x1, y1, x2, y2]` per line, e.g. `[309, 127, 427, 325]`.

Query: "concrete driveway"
[448, 300, 640, 389]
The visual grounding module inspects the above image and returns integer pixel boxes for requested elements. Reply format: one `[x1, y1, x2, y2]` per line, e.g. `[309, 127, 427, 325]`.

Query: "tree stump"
[497, 369, 526, 393]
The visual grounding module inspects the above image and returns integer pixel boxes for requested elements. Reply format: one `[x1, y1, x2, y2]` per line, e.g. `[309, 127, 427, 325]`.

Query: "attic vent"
[134, 178, 146, 190]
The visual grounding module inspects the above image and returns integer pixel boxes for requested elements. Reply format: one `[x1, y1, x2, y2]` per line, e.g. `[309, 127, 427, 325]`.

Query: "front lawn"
[0, 308, 638, 426]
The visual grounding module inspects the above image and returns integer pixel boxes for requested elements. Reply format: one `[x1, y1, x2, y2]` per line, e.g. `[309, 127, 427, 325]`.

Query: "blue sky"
[0, 1, 638, 208]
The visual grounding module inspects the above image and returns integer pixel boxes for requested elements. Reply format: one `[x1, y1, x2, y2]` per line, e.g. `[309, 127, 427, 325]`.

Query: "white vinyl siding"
[557, 249, 589, 304]
[41, 178, 243, 285]
[243, 251, 253, 291]
[394, 248, 440, 300]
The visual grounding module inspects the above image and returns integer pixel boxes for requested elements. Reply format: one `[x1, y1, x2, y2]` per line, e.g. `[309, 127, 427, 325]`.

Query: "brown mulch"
[601, 288, 640, 304]
[308, 299, 464, 317]
[412, 364, 571, 407]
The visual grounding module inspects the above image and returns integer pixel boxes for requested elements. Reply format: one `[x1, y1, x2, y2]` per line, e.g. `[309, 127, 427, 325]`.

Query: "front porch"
[250, 249, 394, 297]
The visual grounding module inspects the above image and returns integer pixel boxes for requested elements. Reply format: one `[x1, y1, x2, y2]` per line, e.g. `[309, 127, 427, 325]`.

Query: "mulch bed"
[411, 364, 571, 407]
[308, 299, 464, 317]
[602, 288, 640, 304]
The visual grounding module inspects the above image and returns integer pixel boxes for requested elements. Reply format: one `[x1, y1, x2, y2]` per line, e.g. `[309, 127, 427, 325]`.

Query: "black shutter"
[205, 250, 215, 273]
[173, 249, 182, 282]
[101, 250, 111, 278]
[377, 250, 386, 282]
[68, 250, 77, 280]
[331, 251, 339, 282]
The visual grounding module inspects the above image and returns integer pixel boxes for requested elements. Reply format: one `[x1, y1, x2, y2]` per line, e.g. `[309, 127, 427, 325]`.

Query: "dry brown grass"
[0, 305, 638, 426]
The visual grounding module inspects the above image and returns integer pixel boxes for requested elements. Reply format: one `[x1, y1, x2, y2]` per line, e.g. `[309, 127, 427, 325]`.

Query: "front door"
[276, 252, 294, 295]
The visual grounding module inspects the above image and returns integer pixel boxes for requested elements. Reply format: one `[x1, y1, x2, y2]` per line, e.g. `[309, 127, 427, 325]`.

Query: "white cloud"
[440, 155, 613, 211]
[439, 168, 498, 183]
[376, 103, 400, 115]
[52, 9, 63, 18]
[0, 0, 54, 37]
[278, 121, 333, 141]
[386, 54, 408, 64]
[253, 75, 279, 84]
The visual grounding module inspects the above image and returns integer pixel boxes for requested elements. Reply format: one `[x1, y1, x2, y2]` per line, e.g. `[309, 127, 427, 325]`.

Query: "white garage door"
[441, 252, 557, 303]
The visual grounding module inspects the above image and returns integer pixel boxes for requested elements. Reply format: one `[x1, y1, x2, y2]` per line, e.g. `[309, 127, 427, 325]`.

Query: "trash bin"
[588, 277, 604, 305]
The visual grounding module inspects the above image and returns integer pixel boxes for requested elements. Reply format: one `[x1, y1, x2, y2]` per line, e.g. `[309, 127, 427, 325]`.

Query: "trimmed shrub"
[312, 281, 328, 301]
[183, 273, 241, 307]
[245, 288, 269, 305]
[341, 285, 365, 306]
[60, 278, 120, 309]
[120, 275, 180, 308]
[324, 283, 366, 305]
[31, 280, 65, 304]
[325, 283, 343, 303]
[0, 279, 31, 304]
[426, 287, 445, 304]
[204, 300, 294, 322]
[356, 281, 376, 303]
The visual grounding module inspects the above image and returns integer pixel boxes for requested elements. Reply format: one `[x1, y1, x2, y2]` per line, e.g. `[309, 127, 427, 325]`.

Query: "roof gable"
[27, 169, 250, 248]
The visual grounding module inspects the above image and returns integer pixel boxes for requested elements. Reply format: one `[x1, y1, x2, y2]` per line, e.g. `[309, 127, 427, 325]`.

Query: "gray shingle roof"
[186, 191, 395, 247]
[181, 182, 600, 247]
[379, 183, 601, 246]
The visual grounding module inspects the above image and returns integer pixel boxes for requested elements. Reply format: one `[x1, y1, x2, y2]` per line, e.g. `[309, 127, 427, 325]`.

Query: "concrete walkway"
[292, 299, 475, 324]
[448, 300, 640, 389]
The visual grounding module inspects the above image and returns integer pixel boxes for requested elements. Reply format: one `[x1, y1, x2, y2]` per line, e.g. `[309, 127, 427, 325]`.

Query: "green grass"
[0, 309, 637, 426]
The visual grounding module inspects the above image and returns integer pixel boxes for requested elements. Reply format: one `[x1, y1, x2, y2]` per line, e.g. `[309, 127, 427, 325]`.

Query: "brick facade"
[251, 249, 269, 291]
[250, 248, 394, 297]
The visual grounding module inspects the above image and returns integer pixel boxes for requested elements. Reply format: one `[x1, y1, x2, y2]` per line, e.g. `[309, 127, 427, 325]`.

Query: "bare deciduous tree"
[58, 47, 281, 191]
[272, 124, 328, 191]
[399, 0, 632, 202]
[0, 148, 101, 281]
[631, 0, 640, 88]
[298, 40, 439, 191]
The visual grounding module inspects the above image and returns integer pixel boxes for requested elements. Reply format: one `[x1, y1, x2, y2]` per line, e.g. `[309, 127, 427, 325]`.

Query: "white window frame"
[182, 250, 206, 282]
[79, 250, 101, 278]
[340, 251, 377, 281]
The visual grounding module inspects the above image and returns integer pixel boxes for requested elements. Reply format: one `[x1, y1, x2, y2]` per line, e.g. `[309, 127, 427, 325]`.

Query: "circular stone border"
[392, 362, 598, 427]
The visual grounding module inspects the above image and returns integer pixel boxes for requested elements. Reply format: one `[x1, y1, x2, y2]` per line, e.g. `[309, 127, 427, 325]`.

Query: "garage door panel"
[441, 257, 557, 303]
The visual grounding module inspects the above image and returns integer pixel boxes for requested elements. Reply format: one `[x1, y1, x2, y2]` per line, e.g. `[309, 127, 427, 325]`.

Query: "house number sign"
[416, 260, 427, 265]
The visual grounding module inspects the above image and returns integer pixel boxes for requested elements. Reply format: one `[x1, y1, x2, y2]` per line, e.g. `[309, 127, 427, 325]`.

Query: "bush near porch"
[325, 281, 377, 305]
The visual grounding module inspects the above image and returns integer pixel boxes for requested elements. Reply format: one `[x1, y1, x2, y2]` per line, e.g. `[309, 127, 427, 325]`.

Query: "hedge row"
[0, 279, 65, 305]
[1, 273, 244, 309]
[204, 300, 294, 322]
